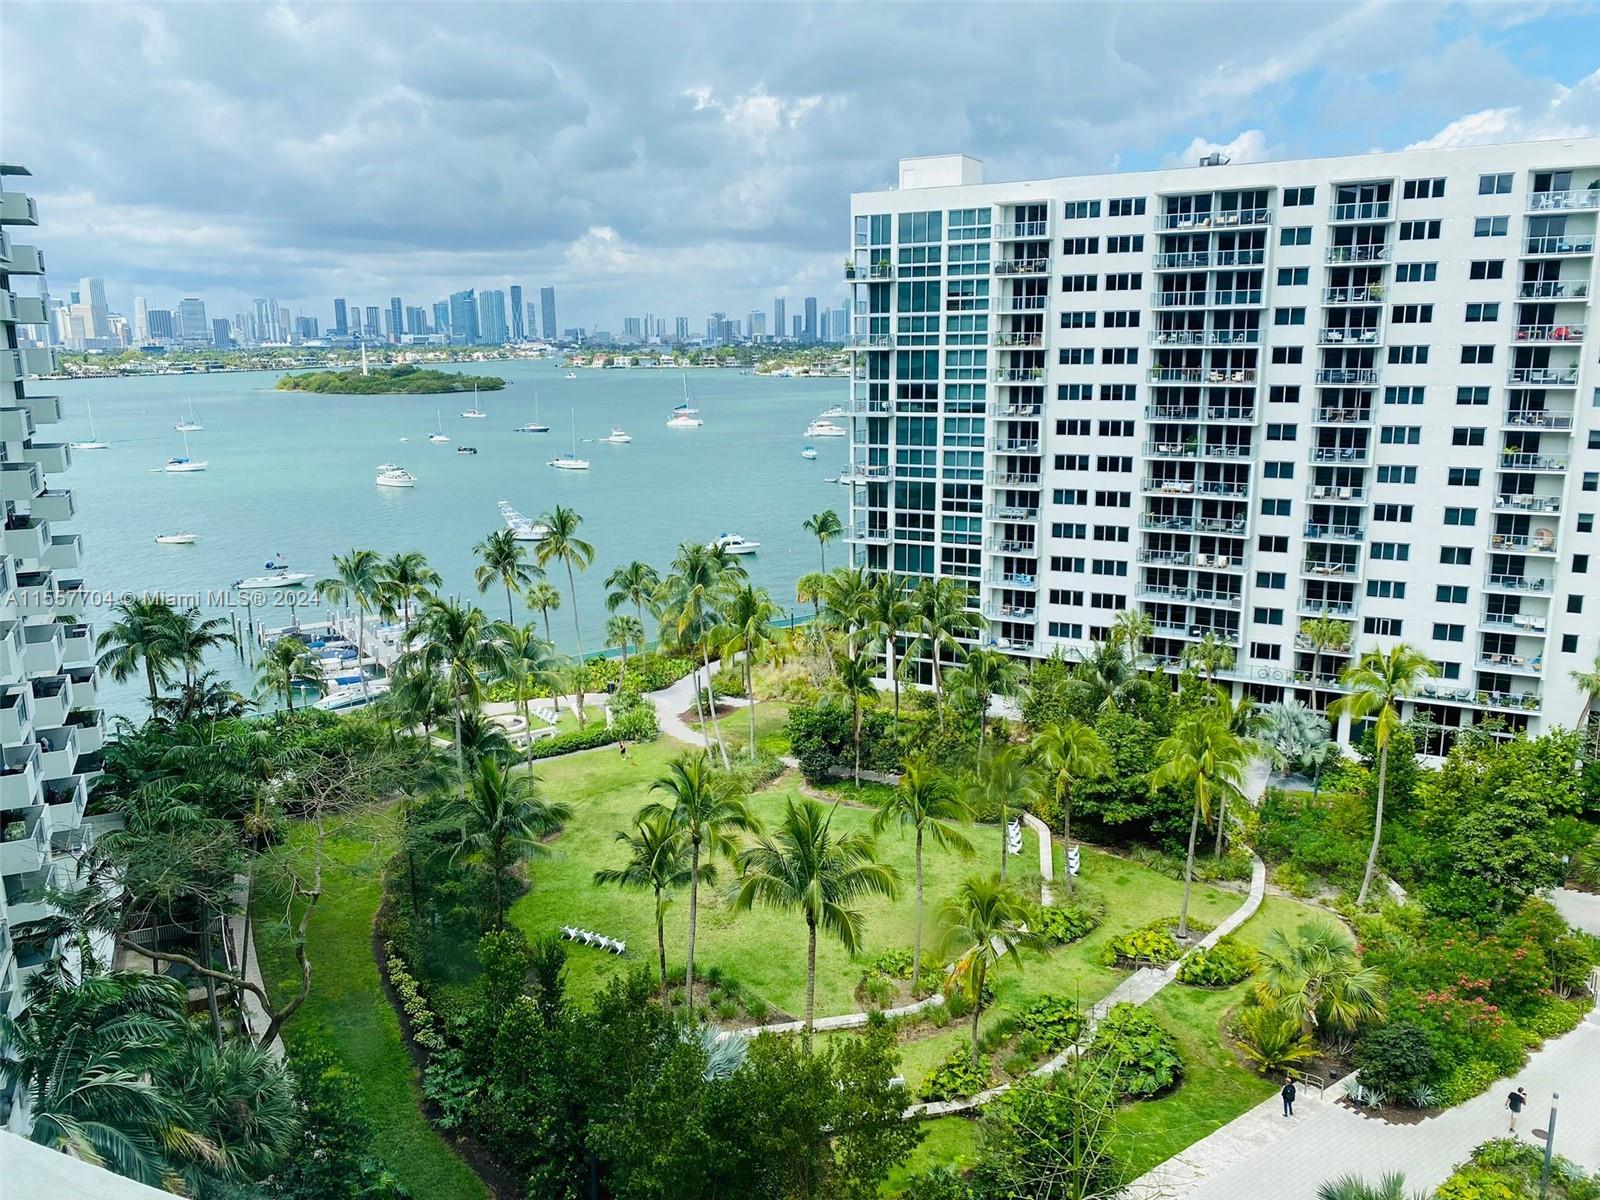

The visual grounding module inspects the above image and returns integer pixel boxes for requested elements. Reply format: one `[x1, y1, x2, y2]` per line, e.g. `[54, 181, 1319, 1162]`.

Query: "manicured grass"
[884, 1115, 980, 1194]
[695, 699, 792, 757]
[254, 808, 488, 1200]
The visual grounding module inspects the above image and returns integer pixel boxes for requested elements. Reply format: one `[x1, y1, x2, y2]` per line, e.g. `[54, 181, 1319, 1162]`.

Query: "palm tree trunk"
[453, 691, 467, 807]
[745, 652, 758, 760]
[201, 916, 222, 1046]
[565, 561, 585, 717]
[1355, 745, 1388, 907]
[356, 609, 371, 701]
[655, 889, 668, 993]
[912, 828, 924, 993]
[852, 698, 862, 786]
[146, 658, 160, 710]
[999, 797, 1008, 882]
[1214, 792, 1227, 859]
[686, 838, 700, 1008]
[1062, 781, 1074, 898]
[888, 643, 900, 725]
[804, 913, 818, 1052]
[1177, 793, 1202, 939]
[701, 642, 729, 768]
[505, 581, 515, 625]
[1312, 647, 1322, 713]
[932, 652, 944, 730]
[970, 959, 986, 1064]
[284, 679, 295, 713]
[540, 607, 552, 642]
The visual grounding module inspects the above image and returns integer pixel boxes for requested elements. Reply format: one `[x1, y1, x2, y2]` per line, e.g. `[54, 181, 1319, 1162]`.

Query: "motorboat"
[376, 464, 416, 487]
[155, 533, 198, 545]
[517, 390, 550, 433]
[428, 409, 450, 443]
[313, 679, 391, 712]
[498, 500, 550, 541]
[460, 384, 487, 418]
[564, 371, 578, 379]
[800, 445, 818, 460]
[804, 418, 847, 438]
[817, 404, 846, 418]
[70, 397, 110, 450]
[457, 446, 478, 455]
[709, 533, 760, 555]
[235, 560, 312, 589]
[601, 428, 632, 443]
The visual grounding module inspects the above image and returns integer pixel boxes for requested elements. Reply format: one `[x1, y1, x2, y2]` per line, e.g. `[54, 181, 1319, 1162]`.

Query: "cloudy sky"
[4, 2, 1600, 333]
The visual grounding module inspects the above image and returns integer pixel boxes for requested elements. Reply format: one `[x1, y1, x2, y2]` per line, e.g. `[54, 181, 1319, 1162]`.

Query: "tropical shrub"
[1088, 1003, 1182, 1098]
[785, 703, 900, 783]
[1016, 996, 1086, 1052]
[1435, 1138, 1600, 1200]
[1231, 1001, 1315, 1076]
[1098, 919, 1187, 967]
[1129, 844, 1254, 884]
[919, 1046, 991, 1101]
[1175, 936, 1256, 987]
[1034, 901, 1102, 945]
[1351, 1021, 1438, 1104]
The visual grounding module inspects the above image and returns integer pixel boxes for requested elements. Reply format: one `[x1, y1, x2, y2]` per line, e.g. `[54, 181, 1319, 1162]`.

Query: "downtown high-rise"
[846, 141, 1600, 745]
[540, 286, 557, 341]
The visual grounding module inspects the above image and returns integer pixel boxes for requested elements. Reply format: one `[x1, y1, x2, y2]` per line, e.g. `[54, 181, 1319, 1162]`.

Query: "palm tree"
[605, 613, 646, 685]
[906, 576, 974, 723]
[534, 505, 597, 714]
[474, 528, 542, 624]
[968, 744, 1037, 881]
[1183, 632, 1235, 687]
[819, 566, 874, 657]
[498, 622, 561, 765]
[525, 580, 563, 643]
[796, 569, 829, 631]
[802, 509, 843, 574]
[1033, 718, 1110, 897]
[1257, 921, 1385, 1040]
[1571, 651, 1600, 758]
[1209, 690, 1264, 858]
[254, 636, 321, 713]
[639, 753, 758, 1007]
[731, 797, 898, 1048]
[449, 755, 572, 924]
[315, 548, 382, 701]
[96, 595, 182, 711]
[1149, 709, 1249, 939]
[872, 755, 972, 992]
[936, 874, 1033, 1064]
[1070, 639, 1150, 715]
[1301, 613, 1353, 714]
[720, 583, 779, 759]
[594, 812, 697, 990]
[605, 560, 661, 631]
[861, 572, 913, 723]
[657, 541, 746, 768]
[1329, 644, 1437, 906]
[952, 648, 1023, 758]
[832, 650, 878, 786]
[1316, 1174, 1429, 1200]
[410, 597, 510, 800]
[384, 655, 451, 740]
[1110, 609, 1154, 667]
[1256, 699, 1329, 786]
[376, 550, 440, 639]
[162, 605, 235, 688]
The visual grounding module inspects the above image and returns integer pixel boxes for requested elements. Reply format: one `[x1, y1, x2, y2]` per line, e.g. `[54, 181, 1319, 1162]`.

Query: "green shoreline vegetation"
[275, 364, 508, 394]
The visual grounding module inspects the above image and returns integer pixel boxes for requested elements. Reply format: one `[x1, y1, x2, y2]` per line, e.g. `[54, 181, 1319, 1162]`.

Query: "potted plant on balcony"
[844, 259, 857, 279]
[2, 819, 23, 843]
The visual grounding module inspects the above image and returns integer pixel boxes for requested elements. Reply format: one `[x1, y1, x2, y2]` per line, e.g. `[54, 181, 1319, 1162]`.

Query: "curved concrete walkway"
[715, 992, 946, 1042]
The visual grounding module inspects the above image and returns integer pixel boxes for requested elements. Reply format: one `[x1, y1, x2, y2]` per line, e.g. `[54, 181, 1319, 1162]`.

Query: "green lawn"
[254, 808, 488, 1200]
[695, 699, 792, 757]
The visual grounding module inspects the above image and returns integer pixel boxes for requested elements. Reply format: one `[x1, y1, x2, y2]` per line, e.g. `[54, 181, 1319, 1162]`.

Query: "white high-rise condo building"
[0, 164, 109, 1130]
[846, 140, 1600, 749]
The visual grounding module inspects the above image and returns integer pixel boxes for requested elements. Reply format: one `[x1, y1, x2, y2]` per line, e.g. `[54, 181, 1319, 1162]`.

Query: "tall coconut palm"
[861, 572, 914, 723]
[968, 744, 1038, 881]
[253, 636, 321, 713]
[639, 753, 758, 1006]
[377, 550, 440, 639]
[534, 505, 596, 713]
[796, 569, 829, 631]
[906, 576, 975, 723]
[872, 755, 972, 992]
[473, 528, 542, 624]
[1183, 631, 1235, 687]
[1329, 644, 1438, 907]
[657, 541, 745, 768]
[410, 597, 510, 800]
[936, 874, 1033, 1064]
[1071, 638, 1150, 715]
[802, 509, 843, 574]
[525, 580, 563, 643]
[1149, 708, 1249, 938]
[832, 650, 878, 786]
[449, 755, 572, 925]
[96, 595, 182, 711]
[819, 566, 874, 657]
[605, 613, 646, 686]
[1032, 718, 1110, 897]
[731, 797, 898, 1048]
[605, 560, 661, 631]
[497, 621, 562, 766]
[1570, 650, 1600, 758]
[1209, 690, 1264, 858]
[315, 548, 382, 701]
[952, 647, 1023, 758]
[1257, 920, 1385, 1039]
[163, 605, 236, 688]
[1301, 613, 1353, 714]
[720, 583, 779, 759]
[1110, 608, 1154, 667]
[594, 811, 698, 990]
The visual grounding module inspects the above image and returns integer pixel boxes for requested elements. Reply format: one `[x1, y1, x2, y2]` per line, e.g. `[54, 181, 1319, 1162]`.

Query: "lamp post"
[1538, 1091, 1559, 1200]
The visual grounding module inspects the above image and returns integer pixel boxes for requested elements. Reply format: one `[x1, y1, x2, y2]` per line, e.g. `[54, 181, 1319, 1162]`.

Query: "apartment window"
[1051, 523, 1086, 539]
[1399, 219, 1441, 240]
[1433, 622, 1466, 642]
[1563, 634, 1580, 654]
[1095, 455, 1133, 472]
[1443, 506, 1477, 526]
[1258, 535, 1288, 553]
[1465, 302, 1499, 322]
[1469, 259, 1504, 280]
[1104, 272, 1142, 291]
[1568, 594, 1585, 614]
[1270, 348, 1304, 366]
[1062, 237, 1099, 255]
[1283, 186, 1316, 206]
[1435, 584, 1468, 604]
[1100, 347, 1138, 365]
[1063, 200, 1102, 219]
[1061, 274, 1097, 292]
[1048, 621, 1083, 639]
[1451, 427, 1486, 447]
[1477, 172, 1513, 195]
[1058, 384, 1091, 401]
[1099, 384, 1137, 402]
[1263, 461, 1295, 479]
[1054, 453, 1089, 471]
[1590, 431, 1600, 450]
[1586, 472, 1600, 493]
[1364, 616, 1403, 636]
[1440, 546, 1473, 565]
[1261, 498, 1291, 516]
[1447, 467, 1482, 486]
[1384, 386, 1424, 405]
[1367, 580, 1406, 599]
[1387, 345, 1429, 364]
[1093, 524, 1129, 542]
[1273, 307, 1307, 326]
[1379, 425, 1421, 444]
[1255, 571, 1286, 589]
[1403, 177, 1445, 199]
[1371, 542, 1410, 561]
[1107, 196, 1146, 217]
[1251, 642, 1283, 662]
[1268, 384, 1300, 403]
[1373, 503, 1413, 522]
[1266, 423, 1297, 441]
[1280, 226, 1312, 246]
[1061, 311, 1096, 328]
[1473, 216, 1509, 237]
[1395, 262, 1438, 282]
[1392, 303, 1433, 323]
[1107, 234, 1144, 253]
[1091, 559, 1128, 577]
[1253, 607, 1285, 626]
[1096, 420, 1133, 437]
[1375, 464, 1417, 483]
[1090, 593, 1125, 611]
[947, 208, 992, 240]
[1461, 344, 1495, 364]
[1456, 386, 1490, 405]
[1580, 513, 1595, 533]
[1059, 347, 1092, 365]
[1573, 553, 1589, 574]
[1276, 266, 1310, 286]
[1093, 490, 1130, 507]
[1103, 310, 1140, 328]
[1053, 488, 1088, 505]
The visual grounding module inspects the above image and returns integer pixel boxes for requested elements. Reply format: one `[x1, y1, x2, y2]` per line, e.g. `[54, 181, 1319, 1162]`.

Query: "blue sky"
[4, 2, 1599, 333]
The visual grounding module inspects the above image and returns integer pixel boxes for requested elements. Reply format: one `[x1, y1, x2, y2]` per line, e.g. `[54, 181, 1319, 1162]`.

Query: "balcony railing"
[1150, 328, 1261, 346]
[1507, 367, 1579, 385]
[1139, 583, 1243, 607]
[1297, 598, 1356, 616]
[1500, 451, 1569, 471]
[1485, 573, 1551, 592]
[986, 571, 1039, 589]
[1315, 368, 1379, 385]
[1503, 409, 1572, 429]
[1480, 611, 1548, 633]
[1325, 245, 1392, 264]
[1307, 483, 1366, 501]
[1313, 407, 1372, 424]
[839, 463, 891, 482]
[1212, 289, 1264, 306]
[1139, 548, 1193, 565]
[1517, 280, 1590, 299]
[999, 221, 1050, 240]
[1318, 327, 1380, 345]
[1003, 296, 1047, 312]
[993, 331, 1043, 347]
[1148, 367, 1257, 385]
[1302, 558, 1358, 576]
[1513, 323, 1585, 342]
[1312, 446, 1371, 463]
[849, 397, 889, 415]
[1489, 531, 1557, 554]
[1524, 234, 1595, 256]
[998, 401, 1043, 417]
[1329, 201, 1391, 222]
[982, 603, 1037, 621]
[990, 538, 1038, 555]
[843, 263, 895, 281]
[992, 439, 1041, 454]
[1528, 190, 1600, 212]
[847, 334, 891, 349]
[1155, 208, 1272, 230]
[1152, 248, 1267, 269]
[993, 367, 1045, 383]
[1142, 513, 1196, 532]
[988, 470, 1040, 486]
[1305, 523, 1364, 541]
[1197, 515, 1248, 534]
[846, 525, 890, 544]
[987, 504, 1039, 521]
[1322, 285, 1386, 304]
[996, 258, 1049, 276]
[1495, 492, 1560, 513]
[1152, 290, 1208, 308]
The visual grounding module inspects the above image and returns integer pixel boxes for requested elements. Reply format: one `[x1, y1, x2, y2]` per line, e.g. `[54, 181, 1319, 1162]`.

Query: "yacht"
[376, 464, 416, 487]
[709, 533, 760, 555]
[457, 446, 478, 455]
[800, 445, 818, 460]
[666, 409, 703, 428]
[460, 384, 487, 419]
[175, 402, 203, 432]
[498, 500, 550, 541]
[70, 397, 110, 450]
[517, 390, 550, 433]
[154, 532, 198, 545]
[804, 418, 847, 438]
[601, 427, 632, 444]
[235, 560, 312, 589]
[817, 404, 846, 419]
[549, 412, 590, 470]
[164, 430, 207, 472]
[428, 409, 450, 443]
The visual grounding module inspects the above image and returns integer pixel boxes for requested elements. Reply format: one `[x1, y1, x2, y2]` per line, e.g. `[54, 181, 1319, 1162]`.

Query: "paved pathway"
[1551, 886, 1600, 935]
[648, 665, 712, 748]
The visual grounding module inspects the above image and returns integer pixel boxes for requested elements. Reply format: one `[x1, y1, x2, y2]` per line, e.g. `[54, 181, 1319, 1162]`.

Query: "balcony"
[981, 602, 1037, 622]
[0, 243, 44, 275]
[985, 571, 1039, 589]
[0, 461, 40, 503]
[1513, 323, 1585, 343]
[18, 442, 69, 475]
[993, 367, 1045, 383]
[1321, 285, 1386, 305]
[1313, 406, 1372, 425]
[1296, 597, 1357, 617]
[993, 331, 1043, 348]
[1523, 234, 1595, 256]
[1003, 296, 1047, 312]
[1144, 477, 1196, 496]
[1155, 208, 1272, 231]
[61, 624, 93, 669]
[995, 258, 1048, 276]
[1507, 366, 1579, 386]
[1148, 367, 1258, 385]
[1485, 573, 1551, 594]
[21, 624, 64, 678]
[1329, 201, 1391, 222]
[1499, 451, 1569, 472]
[1211, 289, 1264, 307]
[1139, 583, 1242, 608]
[988, 538, 1038, 556]
[1495, 492, 1561, 514]
[987, 469, 1040, 486]
[30, 490, 74, 522]
[0, 687, 31, 746]
[0, 745, 39, 813]
[848, 397, 888, 416]
[1305, 522, 1364, 542]
[845, 525, 889, 545]
[1528, 190, 1600, 212]
[38, 727, 77, 782]
[2, 515, 48, 562]
[1318, 328, 1380, 346]
[1307, 483, 1366, 502]
[986, 504, 1039, 522]
[1479, 610, 1548, 635]
[19, 394, 60, 425]
[1517, 280, 1589, 300]
[1142, 513, 1196, 532]
[843, 263, 894, 281]
[66, 709, 105, 756]
[65, 667, 96, 710]
[1150, 328, 1261, 347]
[1503, 409, 1572, 430]
[1302, 558, 1358, 577]
[997, 401, 1043, 417]
[847, 334, 891, 349]
[0, 406, 36, 442]
[0, 812, 47, 878]
[42, 534, 81, 573]
[1150, 620, 1242, 644]
[992, 438, 1041, 454]
[1312, 446, 1371, 464]
[1325, 245, 1391, 264]
[1477, 651, 1544, 677]
[1144, 440, 1197, 459]
[1315, 368, 1379, 385]
[999, 220, 1050, 240]
[1152, 290, 1209, 308]
[44, 775, 85, 831]
[0, 192, 39, 226]
[838, 463, 890, 483]
[1152, 248, 1266, 270]
[1139, 548, 1192, 566]
[30, 676, 69, 729]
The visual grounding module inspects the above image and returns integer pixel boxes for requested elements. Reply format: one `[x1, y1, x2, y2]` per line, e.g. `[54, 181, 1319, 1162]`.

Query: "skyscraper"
[449, 289, 479, 344]
[478, 290, 509, 344]
[363, 306, 380, 340]
[333, 297, 348, 337]
[133, 295, 149, 343]
[832, 306, 848, 344]
[622, 316, 642, 339]
[774, 297, 786, 340]
[510, 284, 524, 341]
[177, 297, 209, 346]
[433, 300, 450, 338]
[388, 297, 403, 344]
[77, 276, 110, 340]
[211, 318, 233, 348]
[674, 316, 690, 343]
[803, 296, 818, 343]
[819, 309, 830, 343]
[146, 309, 175, 340]
[792, 314, 802, 340]
[405, 306, 427, 335]
[253, 298, 277, 342]
[539, 286, 557, 341]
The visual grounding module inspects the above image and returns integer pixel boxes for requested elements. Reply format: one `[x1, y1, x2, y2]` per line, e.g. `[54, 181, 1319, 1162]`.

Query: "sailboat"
[548, 410, 590, 470]
[666, 372, 704, 427]
[460, 383, 487, 419]
[70, 397, 110, 450]
[428, 409, 450, 443]
[175, 400, 203, 432]
[164, 429, 207, 472]
[516, 390, 550, 433]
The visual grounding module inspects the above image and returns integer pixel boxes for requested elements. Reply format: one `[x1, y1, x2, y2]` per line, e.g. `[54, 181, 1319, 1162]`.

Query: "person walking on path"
[1281, 1076, 1297, 1118]
[1506, 1086, 1528, 1133]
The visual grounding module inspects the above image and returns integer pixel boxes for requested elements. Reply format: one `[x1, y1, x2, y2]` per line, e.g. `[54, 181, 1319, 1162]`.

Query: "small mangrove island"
[275, 365, 506, 394]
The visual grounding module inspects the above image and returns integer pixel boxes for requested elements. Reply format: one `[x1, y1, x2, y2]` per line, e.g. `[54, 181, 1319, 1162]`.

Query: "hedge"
[523, 702, 659, 760]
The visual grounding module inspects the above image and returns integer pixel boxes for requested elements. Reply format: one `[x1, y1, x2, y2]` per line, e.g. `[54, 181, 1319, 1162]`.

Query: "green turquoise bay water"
[51, 361, 850, 716]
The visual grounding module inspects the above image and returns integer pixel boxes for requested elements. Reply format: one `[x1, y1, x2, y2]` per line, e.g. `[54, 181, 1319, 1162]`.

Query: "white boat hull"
[549, 460, 590, 470]
[376, 476, 415, 487]
[155, 534, 198, 545]
[666, 417, 703, 428]
[165, 461, 208, 473]
[235, 572, 311, 589]
[70, 441, 110, 450]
